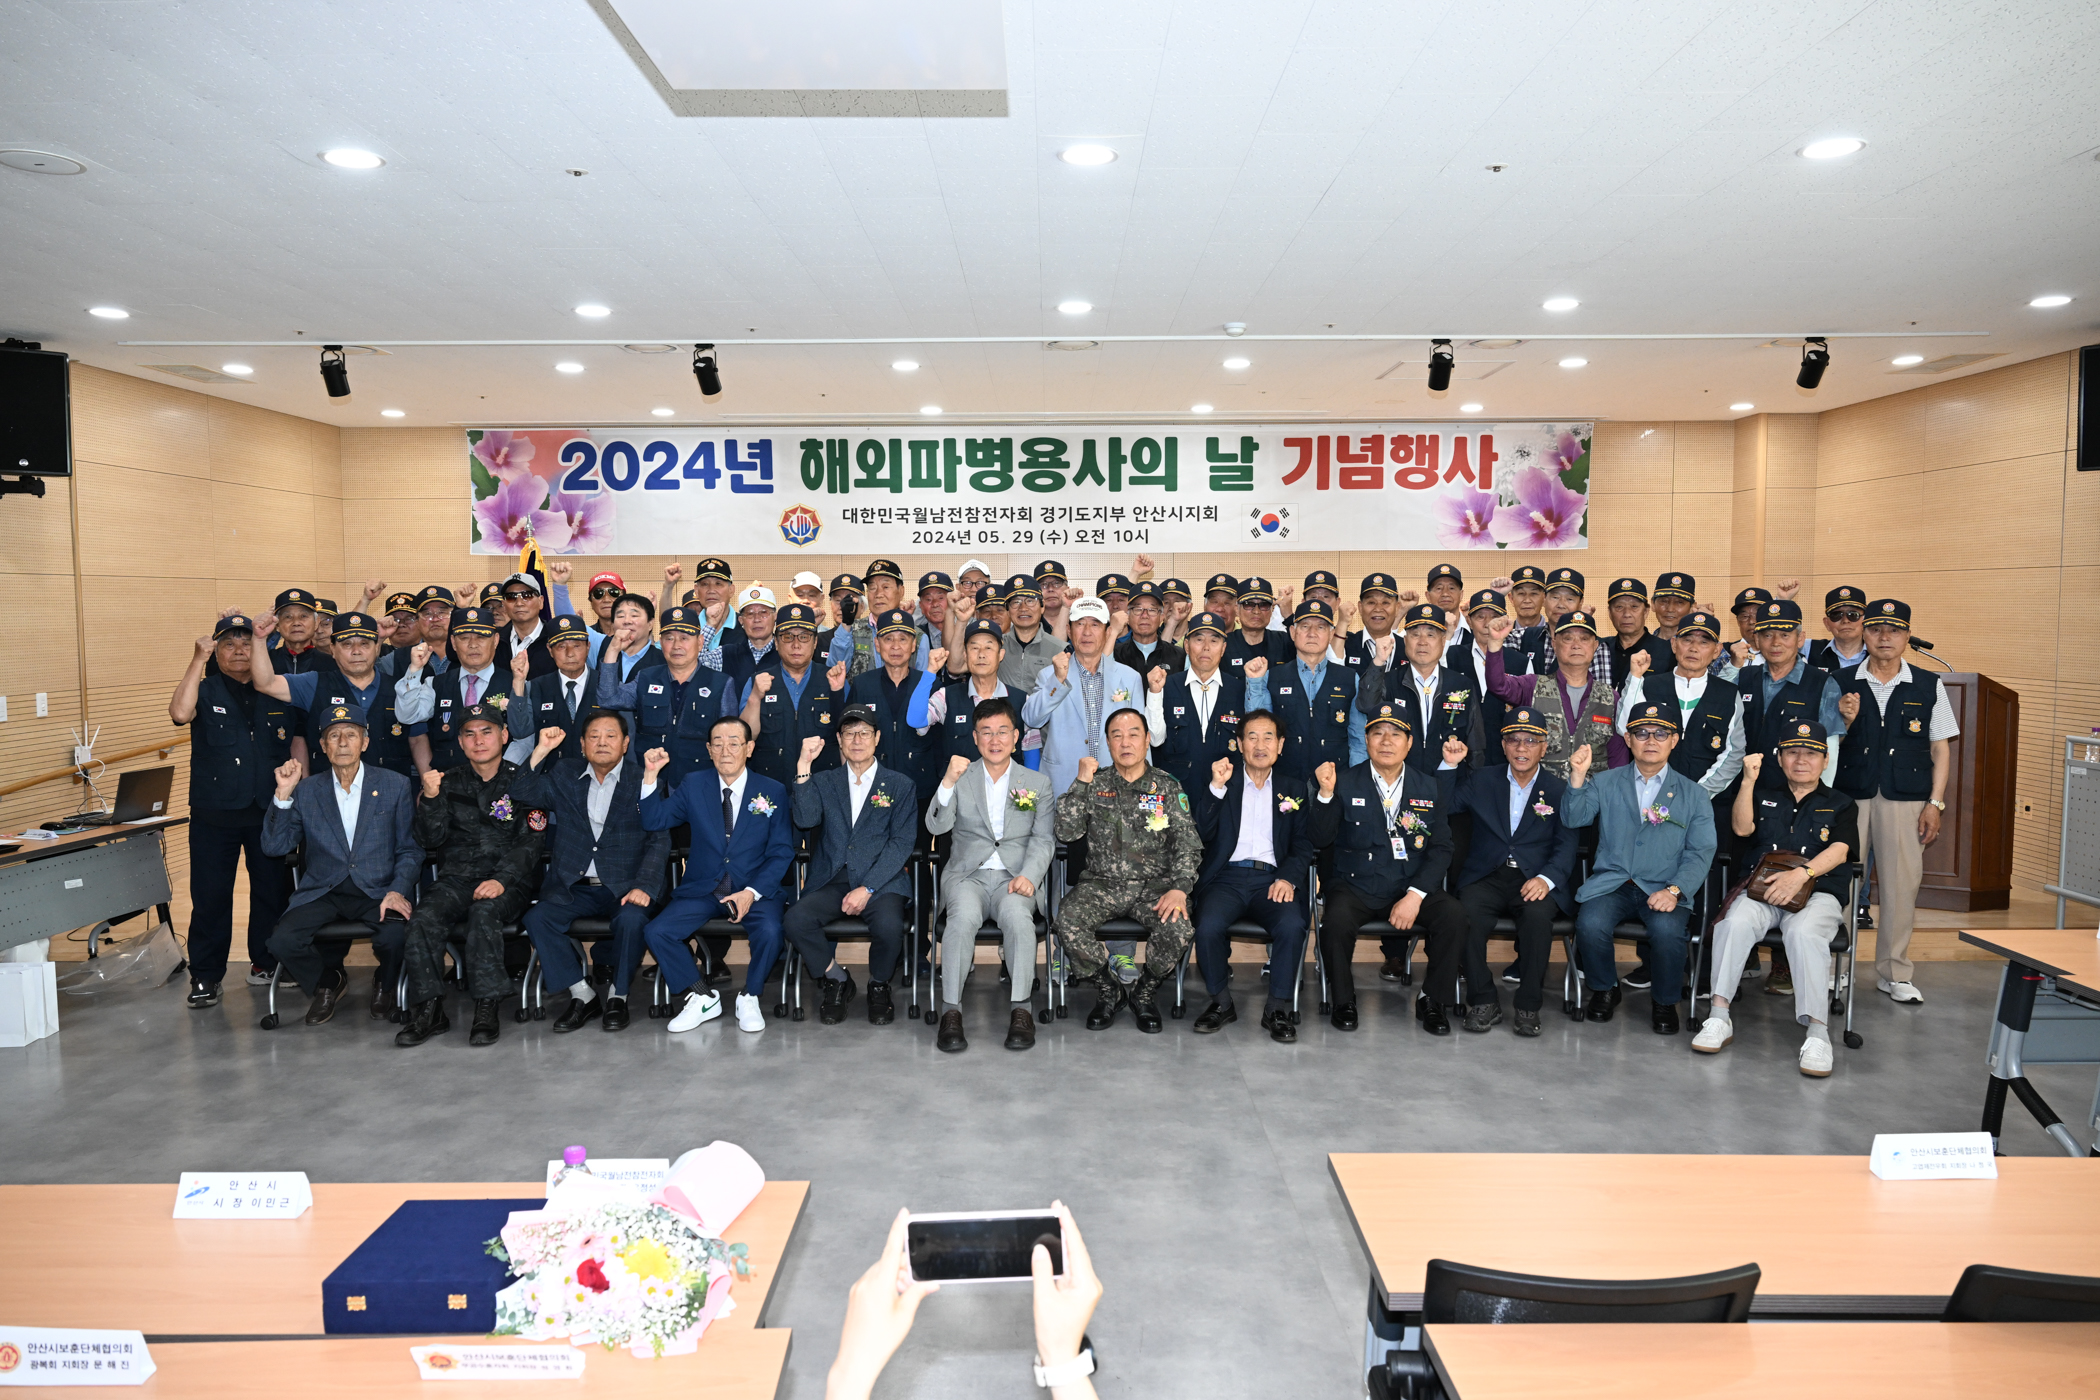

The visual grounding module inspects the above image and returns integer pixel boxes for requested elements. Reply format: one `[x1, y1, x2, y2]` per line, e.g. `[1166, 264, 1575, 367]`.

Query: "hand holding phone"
[904, 1209, 1064, 1284]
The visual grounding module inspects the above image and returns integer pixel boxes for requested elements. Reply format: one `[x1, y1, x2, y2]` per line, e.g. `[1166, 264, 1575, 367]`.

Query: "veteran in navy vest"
[1733, 599, 1852, 780]
[508, 614, 600, 766]
[1145, 611, 1251, 796]
[847, 609, 944, 834]
[1245, 599, 1366, 785]
[1223, 577, 1295, 678]
[908, 618, 1028, 769]
[734, 602, 848, 788]
[1615, 611, 1745, 815]
[630, 606, 732, 792]
[251, 611, 415, 779]
[1380, 604, 1488, 779]
[399, 606, 517, 776]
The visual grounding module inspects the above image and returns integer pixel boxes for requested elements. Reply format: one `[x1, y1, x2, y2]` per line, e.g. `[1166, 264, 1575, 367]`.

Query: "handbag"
[1745, 849, 1814, 912]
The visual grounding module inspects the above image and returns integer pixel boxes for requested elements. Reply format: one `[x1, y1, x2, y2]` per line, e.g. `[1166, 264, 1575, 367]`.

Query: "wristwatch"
[1928, 799, 1946, 811]
[1664, 885, 1682, 899]
[1034, 1344, 1096, 1389]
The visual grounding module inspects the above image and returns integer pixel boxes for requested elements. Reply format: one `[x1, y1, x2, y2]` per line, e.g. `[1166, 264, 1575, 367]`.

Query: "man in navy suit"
[510, 709, 671, 1034]
[782, 707, 919, 1026]
[261, 703, 422, 1026]
[507, 614, 601, 766]
[640, 715, 796, 1035]
[1187, 710, 1317, 1043]
[1438, 708, 1580, 1038]
[1145, 611, 1252, 795]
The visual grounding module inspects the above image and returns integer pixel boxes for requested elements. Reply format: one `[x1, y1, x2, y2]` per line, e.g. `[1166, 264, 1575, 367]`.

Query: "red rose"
[576, 1258, 610, 1293]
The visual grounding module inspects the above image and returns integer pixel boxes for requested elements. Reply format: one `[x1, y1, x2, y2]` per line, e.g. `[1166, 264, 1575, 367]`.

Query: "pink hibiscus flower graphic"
[472, 429, 537, 484]
[1488, 468, 1587, 549]
[1434, 486, 1499, 549]
[546, 488, 616, 554]
[474, 473, 571, 553]
[1547, 431, 1584, 475]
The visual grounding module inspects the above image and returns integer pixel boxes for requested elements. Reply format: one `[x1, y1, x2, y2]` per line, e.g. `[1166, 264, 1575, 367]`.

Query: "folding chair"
[923, 856, 1051, 1027]
[777, 850, 936, 1021]
[259, 847, 408, 1030]
[1688, 857, 1865, 1049]
[1171, 870, 1316, 1023]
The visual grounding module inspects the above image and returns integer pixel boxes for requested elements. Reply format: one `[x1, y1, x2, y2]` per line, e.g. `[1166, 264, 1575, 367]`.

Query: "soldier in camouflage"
[396, 703, 546, 1049]
[1054, 706, 1203, 1033]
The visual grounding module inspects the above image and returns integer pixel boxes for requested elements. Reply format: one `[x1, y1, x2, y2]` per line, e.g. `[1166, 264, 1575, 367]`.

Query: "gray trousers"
[939, 864, 1040, 1007]
[1709, 891, 1840, 1026]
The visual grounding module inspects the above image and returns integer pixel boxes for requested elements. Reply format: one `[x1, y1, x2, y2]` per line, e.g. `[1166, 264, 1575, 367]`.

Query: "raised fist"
[1442, 737, 1468, 766]
[1338, 599, 1358, 630]
[1569, 744, 1593, 781]
[1108, 608, 1129, 635]
[950, 592, 975, 623]
[456, 581, 479, 606]
[926, 647, 949, 674]
[1483, 613, 1514, 647]
[1132, 553, 1155, 577]
[510, 650, 531, 684]
[273, 760, 303, 799]
[1775, 578, 1800, 599]
[1276, 583, 1296, 610]
[1211, 757, 1235, 789]
[408, 642, 432, 673]
[376, 615, 397, 643]
[1075, 756, 1099, 784]
[642, 746, 670, 774]
[251, 612, 278, 639]
[1243, 657, 1268, 680]
[1397, 589, 1422, 606]
[664, 560, 684, 584]
[826, 662, 848, 692]
[546, 559, 573, 584]
[799, 735, 826, 769]
[1490, 575, 1514, 593]
[1727, 640, 1751, 668]
[534, 726, 566, 756]
[1740, 752, 1763, 781]
[1837, 692, 1861, 724]
[421, 769, 445, 799]
[1314, 761, 1337, 797]
[361, 578, 384, 603]
[945, 753, 972, 786]
[193, 634, 215, 657]
[1147, 665, 1167, 694]
[1052, 652, 1070, 684]
[1629, 649, 1652, 678]
[751, 672, 774, 699]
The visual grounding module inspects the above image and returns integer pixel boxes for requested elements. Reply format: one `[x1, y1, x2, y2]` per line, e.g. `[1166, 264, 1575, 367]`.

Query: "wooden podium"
[1915, 671, 2019, 911]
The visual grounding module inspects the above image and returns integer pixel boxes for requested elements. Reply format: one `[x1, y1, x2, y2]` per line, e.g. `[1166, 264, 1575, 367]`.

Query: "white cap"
[958, 558, 993, 579]
[735, 584, 777, 611]
[1068, 596, 1112, 624]
[791, 570, 824, 591]
[501, 571, 543, 594]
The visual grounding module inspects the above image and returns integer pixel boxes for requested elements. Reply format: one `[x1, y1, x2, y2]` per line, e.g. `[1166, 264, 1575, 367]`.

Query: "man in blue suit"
[510, 709, 671, 1034]
[1563, 700, 1718, 1035]
[1439, 708, 1580, 1039]
[261, 703, 422, 1026]
[640, 715, 796, 1035]
[1186, 710, 1317, 1043]
[782, 707, 919, 1026]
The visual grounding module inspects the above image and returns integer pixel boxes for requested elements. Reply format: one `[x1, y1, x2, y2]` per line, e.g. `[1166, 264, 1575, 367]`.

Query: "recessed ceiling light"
[920, 405, 943, 416]
[320, 148, 384, 169]
[380, 409, 405, 418]
[1558, 356, 1588, 369]
[1800, 137, 1865, 160]
[1191, 404, 1214, 414]
[2030, 294, 2073, 308]
[88, 306, 128, 319]
[651, 407, 675, 417]
[574, 304, 610, 318]
[892, 359, 919, 372]
[1459, 403, 1484, 413]
[1890, 354, 1925, 367]
[555, 361, 584, 374]
[1730, 402, 1755, 412]
[221, 363, 253, 376]
[1057, 300, 1092, 315]
[1222, 357, 1251, 370]
[1058, 145, 1117, 166]
[1541, 297, 1579, 313]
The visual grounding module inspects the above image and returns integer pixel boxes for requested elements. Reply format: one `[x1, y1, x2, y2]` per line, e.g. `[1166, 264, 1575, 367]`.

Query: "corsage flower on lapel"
[1277, 794, 1303, 813]
[1441, 689, 1471, 713]
[747, 794, 777, 817]
[1531, 797, 1555, 818]
[488, 795, 514, 821]
[1397, 809, 1431, 836]
[1011, 788, 1038, 811]
[868, 788, 893, 808]
[1111, 688, 1131, 703]
[1640, 803, 1680, 828]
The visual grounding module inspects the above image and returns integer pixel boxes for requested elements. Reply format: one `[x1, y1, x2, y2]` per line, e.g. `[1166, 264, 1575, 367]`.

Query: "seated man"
[510, 710, 669, 1033]
[1187, 710, 1316, 1043]
[1438, 709, 1579, 1038]
[783, 708, 918, 1026]
[1053, 707, 1202, 1033]
[1564, 703, 1718, 1034]
[640, 716, 795, 1035]
[1697, 723, 1856, 1077]
[1306, 704, 1468, 1034]
[395, 704, 545, 1047]
[260, 704, 421, 1026]
[925, 697, 1056, 1053]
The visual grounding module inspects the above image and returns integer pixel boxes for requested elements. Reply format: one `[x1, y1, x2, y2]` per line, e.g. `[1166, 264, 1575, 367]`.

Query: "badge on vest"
[440, 698, 452, 707]
[1351, 797, 1366, 806]
[1908, 719, 1922, 732]
[1279, 686, 1294, 695]
[392, 724, 403, 735]
[276, 728, 286, 740]
[211, 706, 226, 714]
[648, 684, 664, 694]
[818, 712, 831, 723]
[1711, 735, 1723, 748]
[1335, 710, 1346, 723]
[697, 687, 712, 697]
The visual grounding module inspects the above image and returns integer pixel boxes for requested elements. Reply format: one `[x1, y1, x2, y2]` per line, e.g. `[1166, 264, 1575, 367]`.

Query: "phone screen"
[906, 1214, 1062, 1283]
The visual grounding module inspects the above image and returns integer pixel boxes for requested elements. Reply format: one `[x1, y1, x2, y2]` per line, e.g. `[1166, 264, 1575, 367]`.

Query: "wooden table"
[1959, 928, 2100, 1156]
[1331, 1152, 2100, 1320]
[1421, 1322, 2100, 1399]
[3, 1329, 792, 1398]
[0, 1180, 806, 1338]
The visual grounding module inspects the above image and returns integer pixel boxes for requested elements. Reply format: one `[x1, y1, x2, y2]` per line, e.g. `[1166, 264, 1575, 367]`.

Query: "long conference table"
[0, 1180, 806, 1396]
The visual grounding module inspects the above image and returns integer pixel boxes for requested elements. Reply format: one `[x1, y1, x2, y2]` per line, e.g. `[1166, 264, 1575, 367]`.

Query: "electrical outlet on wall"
[36, 692, 48, 717]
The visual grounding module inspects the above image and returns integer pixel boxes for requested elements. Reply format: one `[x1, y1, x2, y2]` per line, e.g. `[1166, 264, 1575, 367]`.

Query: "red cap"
[588, 571, 625, 593]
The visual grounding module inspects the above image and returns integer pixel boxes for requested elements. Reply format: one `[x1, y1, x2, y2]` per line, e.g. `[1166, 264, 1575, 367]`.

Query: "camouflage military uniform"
[1053, 762, 1203, 978]
[401, 759, 546, 1005]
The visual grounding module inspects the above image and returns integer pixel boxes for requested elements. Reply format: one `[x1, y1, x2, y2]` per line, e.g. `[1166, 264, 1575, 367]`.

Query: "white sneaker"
[1691, 1016, 1733, 1053]
[246, 964, 273, 986]
[667, 989, 721, 1032]
[1799, 1037, 1834, 1077]
[735, 993, 766, 1033]
[1877, 979, 1924, 1004]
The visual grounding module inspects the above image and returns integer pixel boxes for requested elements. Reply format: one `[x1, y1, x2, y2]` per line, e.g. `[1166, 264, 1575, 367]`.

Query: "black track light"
[692, 343, 722, 398]
[318, 344, 351, 398]
[1796, 337, 1830, 391]
[1426, 339, 1455, 393]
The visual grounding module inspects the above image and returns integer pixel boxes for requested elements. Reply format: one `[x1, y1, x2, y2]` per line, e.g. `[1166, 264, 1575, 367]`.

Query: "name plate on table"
[410, 1344, 585, 1381]
[543, 1157, 670, 1189]
[1869, 1132, 1998, 1180]
[173, 1171, 313, 1218]
[0, 1327, 155, 1387]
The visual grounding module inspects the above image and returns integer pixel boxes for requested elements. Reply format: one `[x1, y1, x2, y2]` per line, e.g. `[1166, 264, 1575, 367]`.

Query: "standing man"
[995, 578, 1062, 696]
[1725, 586, 1775, 675]
[925, 698, 1056, 1053]
[915, 571, 956, 663]
[510, 614, 599, 767]
[401, 605, 511, 776]
[394, 704, 544, 1047]
[975, 582, 1009, 635]
[266, 587, 337, 675]
[716, 584, 780, 693]
[168, 613, 297, 1005]
[1033, 560, 1071, 639]
[909, 618, 1018, 767]
[510, 711, 669, 1034]
[1603, 577, 1674, 689]
[379, 591, 421, 665]
[494, 571, 555, 680]
[251, 612, 415, 779]
[824, 572, 873, 678]
[684, 558, 745, 668]
[1808, 587, 1870, 674]
[1481, 609, 1624, 779]
[1343, 572, 1404, 712]
[1563, 704, 1717, 1034]
[1187, 710, 1316, 1043]
[1113, 581, 1185, 674]
[1835, 599, 1956, 1006]
[738, 603, 847, 788]
[955, 560, 993, 602]
[583, 570, 628, 638]
[1736, 599, 1852, 779]
[1618, 611, 1745, 811]
[1255, 599, 1366, 783]
[1651, 573, 1698, 642]
[846, 610, 943, 831]
[1225, 579, 1294, 677]
[397, 586, 455, 675]
[784, 711, 918, 1026]
[1505, 566, 1553, 662]
[260, 704, 421, 1026]
[1203, 572, 1241, 617]
[1382, 604, 1486, 779]
[1537, 569, 1611, 689]
[630, 606, 732, 792]
[1145, 612, 1253, 796]
[1023, 598, 1150, 803]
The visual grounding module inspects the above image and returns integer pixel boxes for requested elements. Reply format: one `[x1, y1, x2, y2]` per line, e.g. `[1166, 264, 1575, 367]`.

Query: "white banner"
[467, 422, 1593, 557]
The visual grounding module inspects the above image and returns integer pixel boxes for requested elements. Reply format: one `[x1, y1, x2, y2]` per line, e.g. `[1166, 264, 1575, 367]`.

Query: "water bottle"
[551, 1146, 592, 1187]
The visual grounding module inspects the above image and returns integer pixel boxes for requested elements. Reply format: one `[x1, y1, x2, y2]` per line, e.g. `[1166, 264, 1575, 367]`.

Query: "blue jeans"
[1575, 881, 1690, 1006]
[1192, 866, 1307, 1007]
[645, 893, 784, 998]
[523, 882, 653, 997]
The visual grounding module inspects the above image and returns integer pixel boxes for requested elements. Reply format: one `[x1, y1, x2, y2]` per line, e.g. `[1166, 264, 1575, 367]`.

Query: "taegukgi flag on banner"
[467, 421, 1591, 557]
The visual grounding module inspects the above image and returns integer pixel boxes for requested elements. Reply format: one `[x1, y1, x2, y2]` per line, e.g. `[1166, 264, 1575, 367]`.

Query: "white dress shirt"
[1211, 768, 1278, 865]
[1408, 664, 1441, 719]
[1146, 666, 1225, 741]
[934, 761, 1014, 870]
[845, 759, 879, 823]
[276, 763, 364, 849]
[582, 761, 620, 880]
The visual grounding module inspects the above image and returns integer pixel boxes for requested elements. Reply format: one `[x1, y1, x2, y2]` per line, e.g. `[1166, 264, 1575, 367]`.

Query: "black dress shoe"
[936, 1009, 967, 1052]
[1004, 1007, 1035, 1051]
[703, 962, 734, 987]
[1192, 1000, 1238, 1034]
[1421, 1001, 1452, 1035]
[469, 998, 501, 1046]
[394, 999, 449, 1047]
[304, 969, 348, 1026]
[1500, 962, 1521, 987]
[818, 972, 857, 1025]
[866, 979, 894, 1025]
[1652, 1002, 1680, 1035]
[1129, 972, 1164, 1034]
[1331, 1002, 1359, 1031]
[1623, 963, 1653, 990]
[369, 975, 397, 1021]
[1513, 1008, 1542, 1037]
[1379, 956, 1407, 982]
[552, 996, 602, 1033]
[1261, 1007, 1297, 1044]
[600, 997, 631, 1032]
[1084, 973, 1126, 1030]
[1584, 986, 1622, 1023]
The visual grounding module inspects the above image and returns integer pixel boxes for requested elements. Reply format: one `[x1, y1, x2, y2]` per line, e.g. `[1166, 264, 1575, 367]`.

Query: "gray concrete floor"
[4, 956, 2090, 1398]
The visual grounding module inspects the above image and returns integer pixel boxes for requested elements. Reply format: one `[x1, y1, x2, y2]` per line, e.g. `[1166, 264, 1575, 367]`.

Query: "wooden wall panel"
[1818, 387, 1925, 487]
[209, 481, 317, 583]
[1672, 421, 1734, 494]
[207, 397, 320, 495]
[68, 365, 209, 479]
[1, 476, 83, 577]
[1924, 352, 2075, 471]
[1590, 423, 1673, 493]
[74, 460, 216, 579]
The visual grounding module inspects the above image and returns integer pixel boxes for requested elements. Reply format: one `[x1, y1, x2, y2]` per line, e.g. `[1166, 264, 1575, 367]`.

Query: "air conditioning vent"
[1889, 353, 2004, 375]
[144, 364, 247, 383]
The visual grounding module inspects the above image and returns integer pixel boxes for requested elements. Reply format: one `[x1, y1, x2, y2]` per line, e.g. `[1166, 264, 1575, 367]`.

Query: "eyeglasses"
[1828, 609, 1864, 622]
[589, 585, 622, 599]
[705, 736, 748, 750]
[1628, 727, 1674, 741]
[501, 591, 534, 602]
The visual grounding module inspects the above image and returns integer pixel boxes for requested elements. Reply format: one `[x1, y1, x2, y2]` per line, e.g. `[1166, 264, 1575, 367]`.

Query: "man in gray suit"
[925, 696, 1056, 1052]
[261, 703, 423, 1025]
[783, 705, 919, 1026]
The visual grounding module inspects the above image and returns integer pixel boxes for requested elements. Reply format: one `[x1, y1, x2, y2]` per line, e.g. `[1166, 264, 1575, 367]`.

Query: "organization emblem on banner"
[1247, 506, 1292, 541]
[779, 503, 822, 547]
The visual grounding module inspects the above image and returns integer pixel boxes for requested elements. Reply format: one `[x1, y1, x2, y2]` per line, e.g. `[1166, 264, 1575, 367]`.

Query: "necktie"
[464, 674, 480, 705]
[721, 783, 735, 835]
[565, 679, 578, 720]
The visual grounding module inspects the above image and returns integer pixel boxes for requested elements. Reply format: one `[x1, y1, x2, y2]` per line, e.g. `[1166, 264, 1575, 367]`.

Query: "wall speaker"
[2080, 343, 2098, 472]
[0, 343, 72, 477]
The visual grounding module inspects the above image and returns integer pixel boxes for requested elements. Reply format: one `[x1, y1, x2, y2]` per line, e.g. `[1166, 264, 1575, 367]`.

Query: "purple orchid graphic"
[1488, 468, 1588, 549]
[472, 430, 537, 484]
[545, 488, 616, 554]
[473, 472, 571, 553]
[1434, 486, 1499, 549]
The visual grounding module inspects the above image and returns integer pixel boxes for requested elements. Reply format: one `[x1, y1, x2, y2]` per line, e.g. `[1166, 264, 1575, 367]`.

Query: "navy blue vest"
[1834, 665, 1938, 802]
[1267, 660, 1358, 783]
[631, 662, 731, 791]
[190, 675, 297, 818]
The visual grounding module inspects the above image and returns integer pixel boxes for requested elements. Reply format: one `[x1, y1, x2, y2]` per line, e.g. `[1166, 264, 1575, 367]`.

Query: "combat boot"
[468, 998, 501, 1046]
[393, 999, 449, 1047]
[1083, 970, 1126, 1030]
[1129, 971, 1165, 1034]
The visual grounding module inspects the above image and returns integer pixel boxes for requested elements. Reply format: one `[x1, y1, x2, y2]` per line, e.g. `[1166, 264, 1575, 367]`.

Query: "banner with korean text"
[467, 422, 1591, 556]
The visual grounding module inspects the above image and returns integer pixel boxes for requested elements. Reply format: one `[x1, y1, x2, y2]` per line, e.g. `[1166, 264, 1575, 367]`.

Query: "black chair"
[1170, 901, 1312, 1023]
[924, 858, 1052, 1027]
[1688, 857, 1866, 1050]
[779, 851, 936, 1021]
[260, 848, 409, 1030]
[641, 836, 776, 1018]
[1940, 1264, 2100, 1322]
[1373, 1258, 1759, 1399]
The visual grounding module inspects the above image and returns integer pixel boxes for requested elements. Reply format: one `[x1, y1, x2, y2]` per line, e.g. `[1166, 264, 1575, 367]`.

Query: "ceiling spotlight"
[1459, 403, 1484, 414]
[380, 409, 405, 418]
[1890, 354, 1925, 367]
[920, 405, 943, 416]
[1426, 339, 1455, 393]
[320, 148, 384, 169]
[1558, 356, 1588, 369]
[2030, 294, 2073, 308]
[1800, 137, 1865, 160]
[1191, 404, 1214, 414]
[651, 407, 675, 417]
[1541, 297, 1580, 312]
[1058, 145, 1117, 166]
[1730, 402, 1754, 412]
[555, 361, 585, 374]
[1057, 300, 1092, 314]
[88, 306, 128, 319]
[692, 343, 722, 398]
[221, 363, 253, 376]
[1795, 337, 1830, 390]
[318, 344, 351, 398]
[573, 304, 610, 318]
[891, 360, 919, 372]
[1222, 357, 1251, 370]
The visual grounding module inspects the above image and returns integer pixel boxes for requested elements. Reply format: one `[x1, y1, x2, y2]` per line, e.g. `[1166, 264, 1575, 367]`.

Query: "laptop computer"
[65, 766, 176, 828]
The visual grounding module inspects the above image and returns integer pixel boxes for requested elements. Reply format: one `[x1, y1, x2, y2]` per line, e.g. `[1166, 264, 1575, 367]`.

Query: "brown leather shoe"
[369, 974, 397, 1021]
[936, 1010, 967, 1053]
[1004, 1007, 1036, 1051]
[305, 969, 348, 1026]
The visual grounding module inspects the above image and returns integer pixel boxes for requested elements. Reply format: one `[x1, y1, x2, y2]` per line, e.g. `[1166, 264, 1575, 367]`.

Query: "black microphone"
[1909, 636, 1935, 651]
[1907, 636, 1952, 670]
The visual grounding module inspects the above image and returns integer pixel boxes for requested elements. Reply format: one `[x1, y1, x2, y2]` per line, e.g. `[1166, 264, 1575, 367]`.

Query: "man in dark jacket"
[395, 704, 545, 1047]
